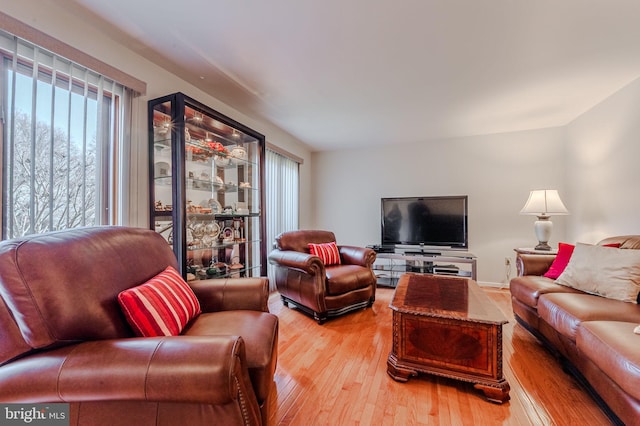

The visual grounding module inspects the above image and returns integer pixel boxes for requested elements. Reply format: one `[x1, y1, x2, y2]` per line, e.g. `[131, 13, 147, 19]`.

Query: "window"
[265, 148, 299, 290]
[0, 30, 134, 239]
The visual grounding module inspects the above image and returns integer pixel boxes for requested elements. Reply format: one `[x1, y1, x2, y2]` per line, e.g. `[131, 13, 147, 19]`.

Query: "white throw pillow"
[555, 243, 640, 303]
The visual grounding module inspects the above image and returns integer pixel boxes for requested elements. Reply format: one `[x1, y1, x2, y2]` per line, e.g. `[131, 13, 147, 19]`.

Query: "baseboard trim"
[478, 281, 509, 289]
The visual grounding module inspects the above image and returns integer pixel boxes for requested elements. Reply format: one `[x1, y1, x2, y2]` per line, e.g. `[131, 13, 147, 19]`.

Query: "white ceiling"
[70, 0, 640, 151]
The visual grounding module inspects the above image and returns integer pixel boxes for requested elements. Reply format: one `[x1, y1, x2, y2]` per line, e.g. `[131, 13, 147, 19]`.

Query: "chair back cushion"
[275, 230, 336, 253]
[0, 226, 178, 359]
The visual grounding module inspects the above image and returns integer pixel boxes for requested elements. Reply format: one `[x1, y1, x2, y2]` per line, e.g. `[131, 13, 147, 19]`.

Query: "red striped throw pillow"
[309, 241, 341, 265]
[118, 266, 201, 337]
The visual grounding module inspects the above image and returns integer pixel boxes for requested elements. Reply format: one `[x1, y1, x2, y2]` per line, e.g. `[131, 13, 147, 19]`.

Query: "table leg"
[386, 355, 417, 382]
[474, 381, 511, 404]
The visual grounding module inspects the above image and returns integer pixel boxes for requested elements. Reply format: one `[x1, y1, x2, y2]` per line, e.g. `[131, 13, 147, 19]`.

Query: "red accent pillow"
[309, 242, 341, 265]
[544, 242, 622, 279]
[544, 243, 575, 279]
[118, 266, 201, 337]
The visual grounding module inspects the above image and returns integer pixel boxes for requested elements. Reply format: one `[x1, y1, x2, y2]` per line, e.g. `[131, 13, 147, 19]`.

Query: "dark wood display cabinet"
[148, 92, 266, 280]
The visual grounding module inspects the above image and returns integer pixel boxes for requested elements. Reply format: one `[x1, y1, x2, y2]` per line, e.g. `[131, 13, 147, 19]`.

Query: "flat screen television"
[381, 196, 468, 249]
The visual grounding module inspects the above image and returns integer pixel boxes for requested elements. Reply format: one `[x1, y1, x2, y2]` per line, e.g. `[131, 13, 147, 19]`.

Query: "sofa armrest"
[0, 336, 257, 408]
[516, 253, 556, 276]
[268, 250, 324, 275]
[339, 245, 376, 267]
[189, 277, 270, 312]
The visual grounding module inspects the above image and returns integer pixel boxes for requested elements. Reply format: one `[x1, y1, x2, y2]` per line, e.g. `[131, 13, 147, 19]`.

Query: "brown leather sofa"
[510, 235, 640, 425]
[0, 226, 278, 426]
[268, 230, 376, 324]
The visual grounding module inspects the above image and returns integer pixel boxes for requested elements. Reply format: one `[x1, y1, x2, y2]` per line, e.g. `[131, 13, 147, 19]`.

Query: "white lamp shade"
[520, 190, 569, 217]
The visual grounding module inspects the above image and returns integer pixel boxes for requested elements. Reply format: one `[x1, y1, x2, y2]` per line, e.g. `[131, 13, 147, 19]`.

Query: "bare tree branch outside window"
[6, 111, 97, 237]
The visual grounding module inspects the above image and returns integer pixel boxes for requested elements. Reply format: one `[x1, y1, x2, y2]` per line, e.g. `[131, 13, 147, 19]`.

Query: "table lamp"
[520, 189, 568, 251]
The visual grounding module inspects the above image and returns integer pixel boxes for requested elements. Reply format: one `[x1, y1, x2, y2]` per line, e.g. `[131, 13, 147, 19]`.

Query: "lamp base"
[533, 217, 553, 252]
[534, 242, 552, 251]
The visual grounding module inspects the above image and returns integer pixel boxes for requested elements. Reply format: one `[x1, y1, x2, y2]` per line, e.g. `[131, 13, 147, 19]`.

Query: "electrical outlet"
[504, 257, 511, 266]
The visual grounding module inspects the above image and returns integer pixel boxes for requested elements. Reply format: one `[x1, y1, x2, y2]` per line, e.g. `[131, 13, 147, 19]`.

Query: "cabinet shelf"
[186, 238, 262, 252]
[153, 211, 260, 219]
[153, 138, 171, 150]
[184, 142, 257, 168]
[184, 118, 254, 147]
[149, 92, 266, 280]
[191, 264, 262, 280]
[187, 182, 257, 193]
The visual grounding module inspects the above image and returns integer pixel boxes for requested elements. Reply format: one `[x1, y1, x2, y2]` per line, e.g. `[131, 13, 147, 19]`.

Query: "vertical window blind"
[265, 148, 299, 290]
[0, 29, 135, 239]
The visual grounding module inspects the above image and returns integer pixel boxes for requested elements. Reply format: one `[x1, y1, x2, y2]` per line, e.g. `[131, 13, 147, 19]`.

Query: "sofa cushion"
[309, 241, 341, 265]
[118, 266, 201, 337]
[325, 265, 373, 295]
[538, 293, 640, 342]
[599, 235, 640, 250]
[577, 321, 640, 401]
[509, 275, 583, 309]
[555, 243, 640, 303]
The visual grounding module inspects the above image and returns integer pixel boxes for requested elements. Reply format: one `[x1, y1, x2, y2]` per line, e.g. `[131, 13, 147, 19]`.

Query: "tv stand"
[373, 250, 477, 287]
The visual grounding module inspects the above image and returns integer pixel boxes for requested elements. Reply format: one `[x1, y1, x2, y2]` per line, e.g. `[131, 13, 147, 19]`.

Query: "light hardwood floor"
[266, 285, 612, 426]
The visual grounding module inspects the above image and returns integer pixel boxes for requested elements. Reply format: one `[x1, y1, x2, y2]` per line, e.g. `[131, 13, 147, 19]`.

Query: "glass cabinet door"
[149, 93, 266, 281]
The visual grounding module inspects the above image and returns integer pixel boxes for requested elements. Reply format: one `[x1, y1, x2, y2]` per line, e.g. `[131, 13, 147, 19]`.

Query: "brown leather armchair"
[0, 226, 278, 426]
[268, 230, 377, 324]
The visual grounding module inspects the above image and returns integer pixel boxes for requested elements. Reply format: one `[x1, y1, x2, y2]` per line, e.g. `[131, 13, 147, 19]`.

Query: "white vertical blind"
[265, 148, 299, 290]
[0, 29, 134, 239]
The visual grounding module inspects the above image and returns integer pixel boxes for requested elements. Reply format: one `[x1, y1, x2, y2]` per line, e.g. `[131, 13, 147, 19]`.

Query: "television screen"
[381, 196, 468, 248]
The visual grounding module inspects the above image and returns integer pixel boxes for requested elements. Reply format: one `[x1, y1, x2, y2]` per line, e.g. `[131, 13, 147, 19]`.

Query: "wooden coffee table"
[387, 273, 510, 403]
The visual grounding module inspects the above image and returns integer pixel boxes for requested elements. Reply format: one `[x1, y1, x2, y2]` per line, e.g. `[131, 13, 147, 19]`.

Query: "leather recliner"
[268, 230, 376, 324]
[0, 226, 278, 426]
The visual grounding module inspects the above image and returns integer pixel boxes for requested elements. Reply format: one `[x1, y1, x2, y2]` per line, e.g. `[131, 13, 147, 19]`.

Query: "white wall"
[2, 2, 314, 229]
[565, 77, 640, 243]
[312, 127, 568, 284]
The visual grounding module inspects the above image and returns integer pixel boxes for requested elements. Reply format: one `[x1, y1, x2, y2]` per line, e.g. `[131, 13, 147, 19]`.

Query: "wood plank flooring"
[266, 286, 613, 426]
